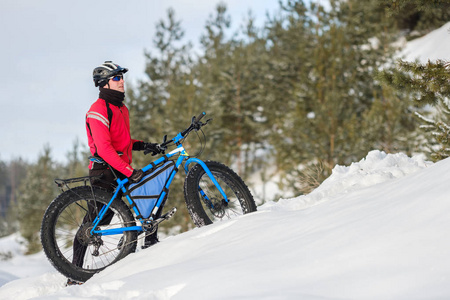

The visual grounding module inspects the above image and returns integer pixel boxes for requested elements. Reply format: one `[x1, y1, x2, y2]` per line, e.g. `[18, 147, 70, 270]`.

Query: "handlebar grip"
[195, 112, 206, 122]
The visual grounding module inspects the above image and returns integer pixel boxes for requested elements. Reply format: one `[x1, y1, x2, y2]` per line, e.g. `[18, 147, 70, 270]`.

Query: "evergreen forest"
[1, 0, 449, 253]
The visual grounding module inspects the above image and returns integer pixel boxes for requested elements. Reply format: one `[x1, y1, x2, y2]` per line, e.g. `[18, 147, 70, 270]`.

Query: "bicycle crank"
[143, 207, 177, 233]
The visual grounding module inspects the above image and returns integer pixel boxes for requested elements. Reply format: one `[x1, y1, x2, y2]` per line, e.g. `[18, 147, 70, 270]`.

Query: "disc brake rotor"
[209, 198, 227, 218]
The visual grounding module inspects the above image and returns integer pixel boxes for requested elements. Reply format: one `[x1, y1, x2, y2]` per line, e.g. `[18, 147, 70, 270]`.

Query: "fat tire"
[184, 160, 256, 227]
[40, 186, 137, 282]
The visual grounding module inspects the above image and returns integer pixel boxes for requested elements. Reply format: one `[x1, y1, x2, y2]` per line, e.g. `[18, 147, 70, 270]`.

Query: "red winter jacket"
[86, 98, 140, 177]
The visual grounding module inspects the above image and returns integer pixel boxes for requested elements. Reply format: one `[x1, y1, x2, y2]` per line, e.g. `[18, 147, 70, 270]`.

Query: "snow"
[1, 149, 449, 299]
[401, 22, 450, 63]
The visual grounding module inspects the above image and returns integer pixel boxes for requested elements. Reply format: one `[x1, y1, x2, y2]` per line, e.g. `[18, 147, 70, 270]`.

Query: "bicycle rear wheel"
[40, 186, 137, 282]
[184, 161, 257, 227]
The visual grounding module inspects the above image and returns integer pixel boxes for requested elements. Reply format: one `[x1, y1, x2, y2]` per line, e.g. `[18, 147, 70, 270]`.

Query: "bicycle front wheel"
[184, 160, 257, 227]
[40, 186, 137, 282]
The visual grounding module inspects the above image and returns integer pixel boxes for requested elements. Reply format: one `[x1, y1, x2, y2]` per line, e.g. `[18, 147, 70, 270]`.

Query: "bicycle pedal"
[162, 207, 177, 220]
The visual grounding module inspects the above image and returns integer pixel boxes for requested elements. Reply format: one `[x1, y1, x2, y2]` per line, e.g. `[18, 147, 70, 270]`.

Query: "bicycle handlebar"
[195, 112, 206, 123]
[157, 112, 210, 150]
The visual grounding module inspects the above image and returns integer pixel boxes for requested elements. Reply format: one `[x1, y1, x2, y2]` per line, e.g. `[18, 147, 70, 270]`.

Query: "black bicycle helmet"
[93, 61, 128, 87]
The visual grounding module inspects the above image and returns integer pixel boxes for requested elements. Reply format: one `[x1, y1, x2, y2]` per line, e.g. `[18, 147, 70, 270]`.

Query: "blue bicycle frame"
[89, 118, 228, 237]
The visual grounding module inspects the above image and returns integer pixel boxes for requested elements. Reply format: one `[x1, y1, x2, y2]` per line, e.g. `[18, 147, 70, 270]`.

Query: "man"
[88, 61, 146, 184]
[88, 61, 161, 243]
[68, 61, 160, 285]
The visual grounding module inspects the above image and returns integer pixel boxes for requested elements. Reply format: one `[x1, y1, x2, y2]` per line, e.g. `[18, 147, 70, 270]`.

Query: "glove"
[132, 141, 164, 156]
[143, 142, 163, 156]
[129, 169, 144, 183]
[132, 141, 147, 151]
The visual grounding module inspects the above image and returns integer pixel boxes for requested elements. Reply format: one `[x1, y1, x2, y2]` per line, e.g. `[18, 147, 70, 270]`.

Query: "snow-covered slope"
[1, 150, 449, 300]
[401, 21, 450, 63]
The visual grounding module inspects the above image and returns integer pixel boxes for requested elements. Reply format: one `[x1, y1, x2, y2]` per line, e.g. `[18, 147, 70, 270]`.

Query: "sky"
[1, 0, 280, 163]
[2, 150, 450, 299]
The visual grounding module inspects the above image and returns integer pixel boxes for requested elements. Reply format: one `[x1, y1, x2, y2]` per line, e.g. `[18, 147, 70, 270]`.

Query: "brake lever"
[192, 118, 213, 131]
[156, 144, 166, 155]
[198, 118, 213, 129]
[158, 135, 168, 154]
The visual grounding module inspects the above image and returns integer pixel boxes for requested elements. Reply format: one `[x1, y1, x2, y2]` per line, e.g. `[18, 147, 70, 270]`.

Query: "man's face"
[106, 74, 125, 92]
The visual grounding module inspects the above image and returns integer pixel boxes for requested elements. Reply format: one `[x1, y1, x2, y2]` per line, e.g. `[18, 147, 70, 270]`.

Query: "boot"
[66, 279, 83, 286]
[142, 229, 159, 249]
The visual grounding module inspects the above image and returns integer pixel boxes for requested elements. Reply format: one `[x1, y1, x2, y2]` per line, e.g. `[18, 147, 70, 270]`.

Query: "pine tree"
[128, 8, 199, 160]
[380, 0, 450, 35]
[377, 1, 450, 160]
[360, 85, 417, 154]
[195, 3, 237, 167]
[263, 0, 413, 194]
[263, 0, 319, 193]
[196, 4, 270, 178]
[0, 160, 9, 218]
[16, 146, 59, 254]
[378, 60, 450, 160]
[127, 8, 199, 233]
[341, 0, 419, 156]
[0, 158, 28, 237]
[62, 138, 89, 181]
[0, 159, 11, 236]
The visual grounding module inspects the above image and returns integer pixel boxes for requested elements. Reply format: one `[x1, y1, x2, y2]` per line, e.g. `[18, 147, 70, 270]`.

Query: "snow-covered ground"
[1, 149, 449, 299]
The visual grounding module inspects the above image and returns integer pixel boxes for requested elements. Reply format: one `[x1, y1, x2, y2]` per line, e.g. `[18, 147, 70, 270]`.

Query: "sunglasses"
[111, 75, 124, 81]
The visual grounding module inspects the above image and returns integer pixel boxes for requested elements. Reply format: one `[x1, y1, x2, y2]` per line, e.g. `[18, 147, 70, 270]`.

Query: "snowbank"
[263, 150, 432, 211]
[401, 21, 450, 63]
[0, 233, 55, 291]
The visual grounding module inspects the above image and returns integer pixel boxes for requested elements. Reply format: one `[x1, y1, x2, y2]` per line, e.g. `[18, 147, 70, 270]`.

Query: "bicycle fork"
[184, 158, 229, 210]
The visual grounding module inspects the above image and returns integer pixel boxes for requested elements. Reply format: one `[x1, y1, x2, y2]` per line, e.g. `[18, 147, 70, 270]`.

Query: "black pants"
[72, 200, 115, 267]
[72, 165, 120, 268]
